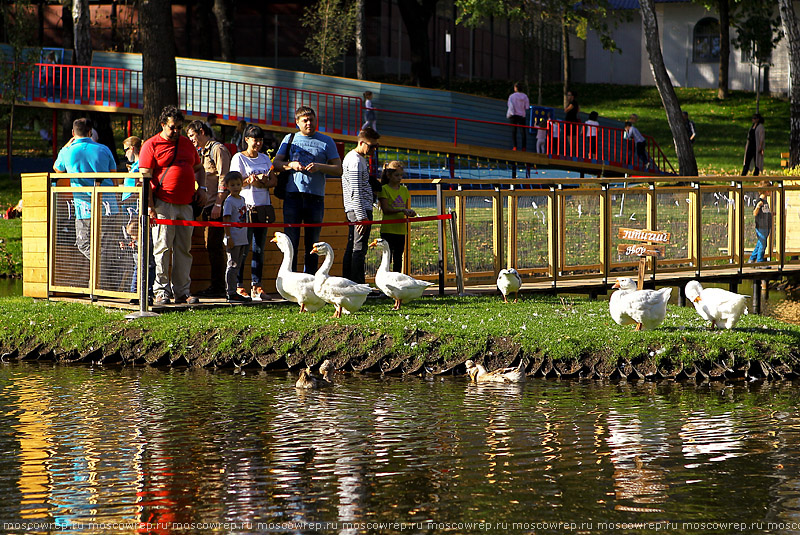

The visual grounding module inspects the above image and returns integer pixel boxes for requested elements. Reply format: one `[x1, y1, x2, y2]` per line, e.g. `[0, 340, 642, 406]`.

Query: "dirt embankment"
[2, 324, 799, 383]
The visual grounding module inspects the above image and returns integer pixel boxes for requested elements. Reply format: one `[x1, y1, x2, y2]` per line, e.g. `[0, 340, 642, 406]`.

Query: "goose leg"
[393, 299, 401, 310]
[332, 306, 343, 318]
[502, 294, 509, 303]
[635, 323, 643, 331]
[300, 303, 307, 313]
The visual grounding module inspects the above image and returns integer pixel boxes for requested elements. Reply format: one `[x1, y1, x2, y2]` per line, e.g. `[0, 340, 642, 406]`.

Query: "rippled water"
[1, 364, 800, 534]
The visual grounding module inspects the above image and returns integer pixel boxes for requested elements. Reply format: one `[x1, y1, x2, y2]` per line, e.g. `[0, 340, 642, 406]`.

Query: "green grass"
[1, 294, 797, 368]
[0, 174, 23, 278]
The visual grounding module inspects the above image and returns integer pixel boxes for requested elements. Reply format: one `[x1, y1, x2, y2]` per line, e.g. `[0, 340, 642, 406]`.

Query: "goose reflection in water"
[606, 409, 669, 505]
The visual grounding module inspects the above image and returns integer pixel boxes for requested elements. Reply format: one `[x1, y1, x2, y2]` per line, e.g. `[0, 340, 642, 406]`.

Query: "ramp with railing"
[6, 61, 674, 178]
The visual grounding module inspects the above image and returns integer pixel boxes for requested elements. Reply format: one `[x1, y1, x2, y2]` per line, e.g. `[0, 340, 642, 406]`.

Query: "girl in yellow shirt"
[377, 161, 416, 272]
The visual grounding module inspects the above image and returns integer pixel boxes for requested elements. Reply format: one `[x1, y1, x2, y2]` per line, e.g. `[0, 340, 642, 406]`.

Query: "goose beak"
[693, 296, 701, 303]
[612, 281, 620, 289]
[269, 234, 279, 243]
[310, 246, 319, 255]
[368, 239, 378, 248]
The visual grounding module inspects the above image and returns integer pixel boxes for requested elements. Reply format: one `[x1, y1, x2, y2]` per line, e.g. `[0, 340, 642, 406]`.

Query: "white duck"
[497, 268, 522, 303]
[609, 277, 672, 331]
[270, 232, 326, 313]
[369, 238, 433, 310]
[685, 280, 748, 330]
[465, 359, 526, 383]
[310, 241, 372, 318]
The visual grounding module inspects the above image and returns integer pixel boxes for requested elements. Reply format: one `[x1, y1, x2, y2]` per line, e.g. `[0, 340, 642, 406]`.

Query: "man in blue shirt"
[54, 118, 119, 286]
[273, 106, 342, 273]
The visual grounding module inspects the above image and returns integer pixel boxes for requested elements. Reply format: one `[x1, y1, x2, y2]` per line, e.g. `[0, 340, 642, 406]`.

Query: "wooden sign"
[617, 227, 671, 244]
[617, 243, 666, 257]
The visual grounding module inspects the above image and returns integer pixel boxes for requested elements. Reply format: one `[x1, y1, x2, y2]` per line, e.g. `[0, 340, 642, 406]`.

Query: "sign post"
[617, 227, 670, 289]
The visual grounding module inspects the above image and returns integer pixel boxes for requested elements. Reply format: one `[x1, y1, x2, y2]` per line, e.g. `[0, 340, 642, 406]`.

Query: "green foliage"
[302, 0, 357, 75]
[732, 7, 783, 67]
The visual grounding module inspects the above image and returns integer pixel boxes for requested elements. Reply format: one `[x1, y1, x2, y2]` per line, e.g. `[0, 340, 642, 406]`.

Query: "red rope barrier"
[150, 214, 452, 228]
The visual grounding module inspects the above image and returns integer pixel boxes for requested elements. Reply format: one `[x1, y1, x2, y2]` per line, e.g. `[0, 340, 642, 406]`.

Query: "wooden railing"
[406, 177, 799, 288]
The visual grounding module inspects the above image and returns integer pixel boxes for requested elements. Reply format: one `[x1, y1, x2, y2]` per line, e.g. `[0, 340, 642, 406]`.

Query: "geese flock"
[293, 273, 752, 387]
[269, 232, 433, 318]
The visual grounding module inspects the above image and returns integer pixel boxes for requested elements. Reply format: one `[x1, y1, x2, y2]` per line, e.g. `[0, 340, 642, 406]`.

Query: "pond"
[1, 363, 799, 534]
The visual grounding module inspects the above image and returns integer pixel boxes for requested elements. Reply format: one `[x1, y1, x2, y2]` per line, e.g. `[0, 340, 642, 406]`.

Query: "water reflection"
[1, 364, 800, 532]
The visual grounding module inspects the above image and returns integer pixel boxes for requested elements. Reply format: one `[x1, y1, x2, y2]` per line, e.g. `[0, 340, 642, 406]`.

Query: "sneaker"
[227, 293, 252, 303]
[154, 295, 171, 306]
[251, 286, 271, 301]
[175, 295, 200, 305]
[196, 286, 226, 298]
[236, 287, 249, 299]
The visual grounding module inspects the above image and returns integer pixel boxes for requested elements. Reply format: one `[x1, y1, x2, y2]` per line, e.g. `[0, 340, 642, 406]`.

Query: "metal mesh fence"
[461, 195, 496, 275]
[514, 192, 550, 274]
[656, 191, 690, 265]
[50, 186, 141, 297]
[562, 190, 601, 271]
[700, 189, 734, 266]
[610, 189, 648, 269]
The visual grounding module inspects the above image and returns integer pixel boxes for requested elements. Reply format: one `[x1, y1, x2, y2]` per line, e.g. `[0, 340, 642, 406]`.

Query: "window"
[693, 18, 720, 63]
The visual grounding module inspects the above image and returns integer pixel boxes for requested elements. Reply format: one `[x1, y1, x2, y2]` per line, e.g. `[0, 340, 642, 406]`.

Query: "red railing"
[8, 62, 675, 174]
[372, 106, 676, 175]
[10, 63, 361, 135]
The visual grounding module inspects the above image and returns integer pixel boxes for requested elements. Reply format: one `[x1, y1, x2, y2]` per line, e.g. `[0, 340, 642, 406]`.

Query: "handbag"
[273, 132, 296, 200]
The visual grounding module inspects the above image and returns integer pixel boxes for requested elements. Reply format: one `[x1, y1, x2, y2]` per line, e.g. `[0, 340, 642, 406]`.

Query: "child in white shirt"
[222, 172, 251, 302]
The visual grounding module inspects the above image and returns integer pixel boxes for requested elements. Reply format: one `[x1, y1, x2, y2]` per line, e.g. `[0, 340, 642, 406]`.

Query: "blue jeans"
[342, 210, 372, 284]
[749, 227, 769, 263]
[283, 192, 325, 274]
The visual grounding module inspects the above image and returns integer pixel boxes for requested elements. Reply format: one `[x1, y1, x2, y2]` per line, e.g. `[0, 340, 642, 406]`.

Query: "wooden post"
[599, 184, 611, 283]
[492, 185, 503, 275]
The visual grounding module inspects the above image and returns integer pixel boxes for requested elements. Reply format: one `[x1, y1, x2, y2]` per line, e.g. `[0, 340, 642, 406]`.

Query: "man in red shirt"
[139, 105, 206, 305]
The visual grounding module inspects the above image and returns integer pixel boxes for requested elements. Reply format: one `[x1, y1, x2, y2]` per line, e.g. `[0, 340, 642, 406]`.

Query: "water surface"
[1, 363, 799, 534]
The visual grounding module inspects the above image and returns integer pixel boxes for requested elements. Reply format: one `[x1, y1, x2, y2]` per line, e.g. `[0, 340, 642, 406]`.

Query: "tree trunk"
[397, 0, 439, 87]
[639, 0, 697, 176]
[72, 0, 91, 65]
[355, 0, 365, 80]
[562, 12, 570, 108]
[61, 0, 73, 50]
[212, 0, 234, 61]
[779, 0, 800, 167]
[139, 0, 178, 138]
[717, 0, 730, 100]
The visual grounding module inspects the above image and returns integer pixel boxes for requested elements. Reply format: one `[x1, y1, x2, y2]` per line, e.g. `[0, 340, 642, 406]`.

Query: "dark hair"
[243, 125, 264, 139]
[589, 111, 598, 121]
[567, 89, 577, 98]
[295, 106, 316, 120]
[207, 114, 217, 122]
[223, 171, 243, 186]
[72, 117, 93, 137]
[159, 105, 184, 126]
[358, 127, 380, 143]
[624, 121, 632, 127]
[753, 113, 764, 124]
[186, 119, 211, 137]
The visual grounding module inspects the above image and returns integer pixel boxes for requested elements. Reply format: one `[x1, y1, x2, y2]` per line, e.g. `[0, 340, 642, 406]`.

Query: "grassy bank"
[2, 295, 798, 380]
[0, 174, 22, 278]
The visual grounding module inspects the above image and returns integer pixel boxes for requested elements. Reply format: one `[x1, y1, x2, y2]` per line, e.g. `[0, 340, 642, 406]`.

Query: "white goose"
[465, 359, 526, 383]
[609, 277, 672, 331]
[369, 238, 433, 310]
[310, 241, 372, 318]
[270, 232, 326, 313]
[497, 268, 522, 303]
[685, 280, 748, 330]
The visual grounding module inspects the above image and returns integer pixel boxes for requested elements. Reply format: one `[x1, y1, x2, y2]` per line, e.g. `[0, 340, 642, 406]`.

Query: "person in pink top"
[506, 82, 530, 151]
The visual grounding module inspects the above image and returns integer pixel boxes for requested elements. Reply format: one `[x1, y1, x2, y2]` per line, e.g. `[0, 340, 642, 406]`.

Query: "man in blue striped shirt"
[341, 127, 380, 284]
